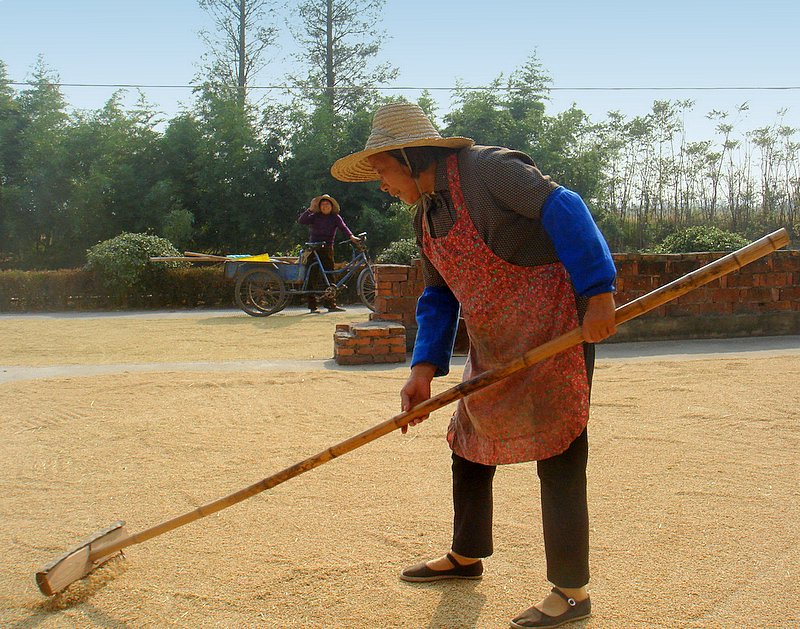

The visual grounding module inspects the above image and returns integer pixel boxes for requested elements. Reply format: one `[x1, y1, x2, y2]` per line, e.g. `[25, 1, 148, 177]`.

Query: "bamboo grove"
[1, 2, 797, 270]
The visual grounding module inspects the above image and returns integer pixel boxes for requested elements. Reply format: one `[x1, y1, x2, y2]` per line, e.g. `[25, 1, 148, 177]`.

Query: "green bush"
[86, 232, 187, 298]
[377, 238, 419, 265]
[653, 226, 749, 253]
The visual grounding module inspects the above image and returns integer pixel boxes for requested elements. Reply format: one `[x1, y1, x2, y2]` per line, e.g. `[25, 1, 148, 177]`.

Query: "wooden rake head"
[36, 521, 128, 596]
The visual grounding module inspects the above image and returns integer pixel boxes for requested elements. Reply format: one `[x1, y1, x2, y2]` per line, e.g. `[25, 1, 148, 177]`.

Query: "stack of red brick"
[333, 320, 407, 365]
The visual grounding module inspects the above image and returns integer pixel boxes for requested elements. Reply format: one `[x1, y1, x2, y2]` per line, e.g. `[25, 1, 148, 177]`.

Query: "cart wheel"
[235, 268, 288, 316]
[357, 266, 377, 311]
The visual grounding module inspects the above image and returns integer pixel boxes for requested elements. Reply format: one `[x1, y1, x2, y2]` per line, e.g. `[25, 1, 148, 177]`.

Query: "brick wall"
[370, 264, 422, 330]
[371, 250, 800, 343]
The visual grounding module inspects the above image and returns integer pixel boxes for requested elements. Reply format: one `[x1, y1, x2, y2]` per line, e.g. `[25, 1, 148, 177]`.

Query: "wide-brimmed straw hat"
[331, 102, 474, 182]
[309, 194, 341, 214]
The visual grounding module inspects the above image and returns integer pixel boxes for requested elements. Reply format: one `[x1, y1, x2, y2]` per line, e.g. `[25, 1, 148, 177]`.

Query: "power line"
[7, 81, 800, 92]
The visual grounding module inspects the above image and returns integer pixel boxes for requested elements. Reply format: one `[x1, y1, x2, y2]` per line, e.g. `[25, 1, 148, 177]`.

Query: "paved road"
[0, 306, 288, 320]
[1, 307, 797, 383]
[596, 334, 800, 361]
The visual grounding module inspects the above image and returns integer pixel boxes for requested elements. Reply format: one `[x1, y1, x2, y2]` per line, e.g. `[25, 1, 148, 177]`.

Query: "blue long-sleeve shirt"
[540, 186, 616, 298]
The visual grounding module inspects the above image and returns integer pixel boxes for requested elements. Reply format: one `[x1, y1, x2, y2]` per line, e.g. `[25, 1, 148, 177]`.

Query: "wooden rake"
[36, 228, 790, 596]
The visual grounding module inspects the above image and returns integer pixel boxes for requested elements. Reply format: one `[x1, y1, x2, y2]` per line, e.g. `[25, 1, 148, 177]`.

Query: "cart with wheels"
[226, 233, 376, 317]
[226, 260, 293, 317]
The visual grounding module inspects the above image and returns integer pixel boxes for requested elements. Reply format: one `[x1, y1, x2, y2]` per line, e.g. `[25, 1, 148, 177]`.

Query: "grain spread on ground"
[1, 309, 798, 627]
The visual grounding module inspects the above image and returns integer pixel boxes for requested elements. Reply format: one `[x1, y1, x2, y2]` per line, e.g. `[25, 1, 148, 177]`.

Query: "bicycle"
[230, 232, 376, 317]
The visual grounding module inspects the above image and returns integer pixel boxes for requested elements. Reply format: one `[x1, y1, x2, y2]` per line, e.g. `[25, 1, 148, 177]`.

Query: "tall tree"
[773, 111, 798, 228]
[7, 58, 72, 268]
[504, 54, 551, 152]
[159, 113, 204, 243]
[198, 0, 279, 105]
[66, 91, 165, 259]
[444, 78, 514, 148]
[538, 105, 604, 203]
[190, 85, 286, 252]
[443, 55, 599, 202]
[444, 53, 552, 154]
[289, 0, 398, 114]
[0, 61, 23, 265]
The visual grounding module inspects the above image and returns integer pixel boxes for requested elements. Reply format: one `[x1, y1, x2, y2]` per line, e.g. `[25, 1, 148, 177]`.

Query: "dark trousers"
[307, 245, 335, 309]
[450, 343, 595, 588]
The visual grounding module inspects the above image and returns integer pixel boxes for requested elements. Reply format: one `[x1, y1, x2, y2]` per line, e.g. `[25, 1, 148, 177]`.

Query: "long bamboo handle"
[90, 228, 789, 560]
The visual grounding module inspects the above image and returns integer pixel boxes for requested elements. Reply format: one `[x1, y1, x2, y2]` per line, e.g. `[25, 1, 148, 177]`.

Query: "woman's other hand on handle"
[582, 292, 617, 343]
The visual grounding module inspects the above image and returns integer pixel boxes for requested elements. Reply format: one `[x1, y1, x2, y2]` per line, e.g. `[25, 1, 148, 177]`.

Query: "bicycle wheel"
[357, 265, 377, 311]
[235, 268, 288, 316]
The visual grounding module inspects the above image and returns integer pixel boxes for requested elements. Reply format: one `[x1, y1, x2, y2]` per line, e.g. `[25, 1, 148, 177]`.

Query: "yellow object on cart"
[231, 253, 272, 262]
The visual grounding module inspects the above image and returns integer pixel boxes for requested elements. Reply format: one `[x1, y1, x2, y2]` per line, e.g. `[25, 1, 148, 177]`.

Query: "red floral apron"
[421, 154, 589, 465]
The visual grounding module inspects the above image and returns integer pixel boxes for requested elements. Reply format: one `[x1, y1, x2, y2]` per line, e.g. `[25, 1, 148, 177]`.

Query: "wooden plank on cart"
[183, 251, 230, 261]
[149, 256, 226, 262]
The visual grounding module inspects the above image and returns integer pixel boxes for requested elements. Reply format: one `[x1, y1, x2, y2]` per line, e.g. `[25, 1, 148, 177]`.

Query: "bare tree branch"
[198, 0, 279, 103]
[288, 0, 397, 114]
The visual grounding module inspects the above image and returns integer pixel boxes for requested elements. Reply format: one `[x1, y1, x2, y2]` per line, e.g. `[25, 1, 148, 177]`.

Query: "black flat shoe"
[510, 587, 591, 628]
[400, 552, 483, 582]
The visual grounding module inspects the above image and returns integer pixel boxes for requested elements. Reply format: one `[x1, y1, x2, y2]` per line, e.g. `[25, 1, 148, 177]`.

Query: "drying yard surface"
[1, 308, 798, 628]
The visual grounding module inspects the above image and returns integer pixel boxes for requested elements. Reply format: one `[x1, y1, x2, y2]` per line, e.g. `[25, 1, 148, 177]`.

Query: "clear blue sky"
[1, 0, 798, 142]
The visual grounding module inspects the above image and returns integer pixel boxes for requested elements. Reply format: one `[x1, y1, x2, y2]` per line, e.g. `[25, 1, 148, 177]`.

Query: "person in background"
[331, 102, 617, 629]
[297, 194, 360, 313]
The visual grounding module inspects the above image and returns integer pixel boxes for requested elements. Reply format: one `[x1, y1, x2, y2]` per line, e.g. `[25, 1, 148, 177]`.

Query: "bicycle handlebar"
[306, 233, 368, 248]
[336, 232, 368, 247]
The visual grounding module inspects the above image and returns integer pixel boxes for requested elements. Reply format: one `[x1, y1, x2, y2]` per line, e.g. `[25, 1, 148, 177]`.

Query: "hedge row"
[0, 265, 364, 312]
[0, 267, 233, 312]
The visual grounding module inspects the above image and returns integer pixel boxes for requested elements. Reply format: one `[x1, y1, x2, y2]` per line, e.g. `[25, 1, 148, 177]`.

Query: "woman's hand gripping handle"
[400, 363, 437, 434]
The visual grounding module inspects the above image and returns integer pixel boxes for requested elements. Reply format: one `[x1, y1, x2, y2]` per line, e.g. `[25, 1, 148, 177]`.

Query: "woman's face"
[367, 152, 420, 205]
[319, 200, 333, 214]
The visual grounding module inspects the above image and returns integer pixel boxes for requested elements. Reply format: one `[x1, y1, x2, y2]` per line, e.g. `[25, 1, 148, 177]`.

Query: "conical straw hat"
[331, 102, 474, 182]
[309, 194, 341, 214]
